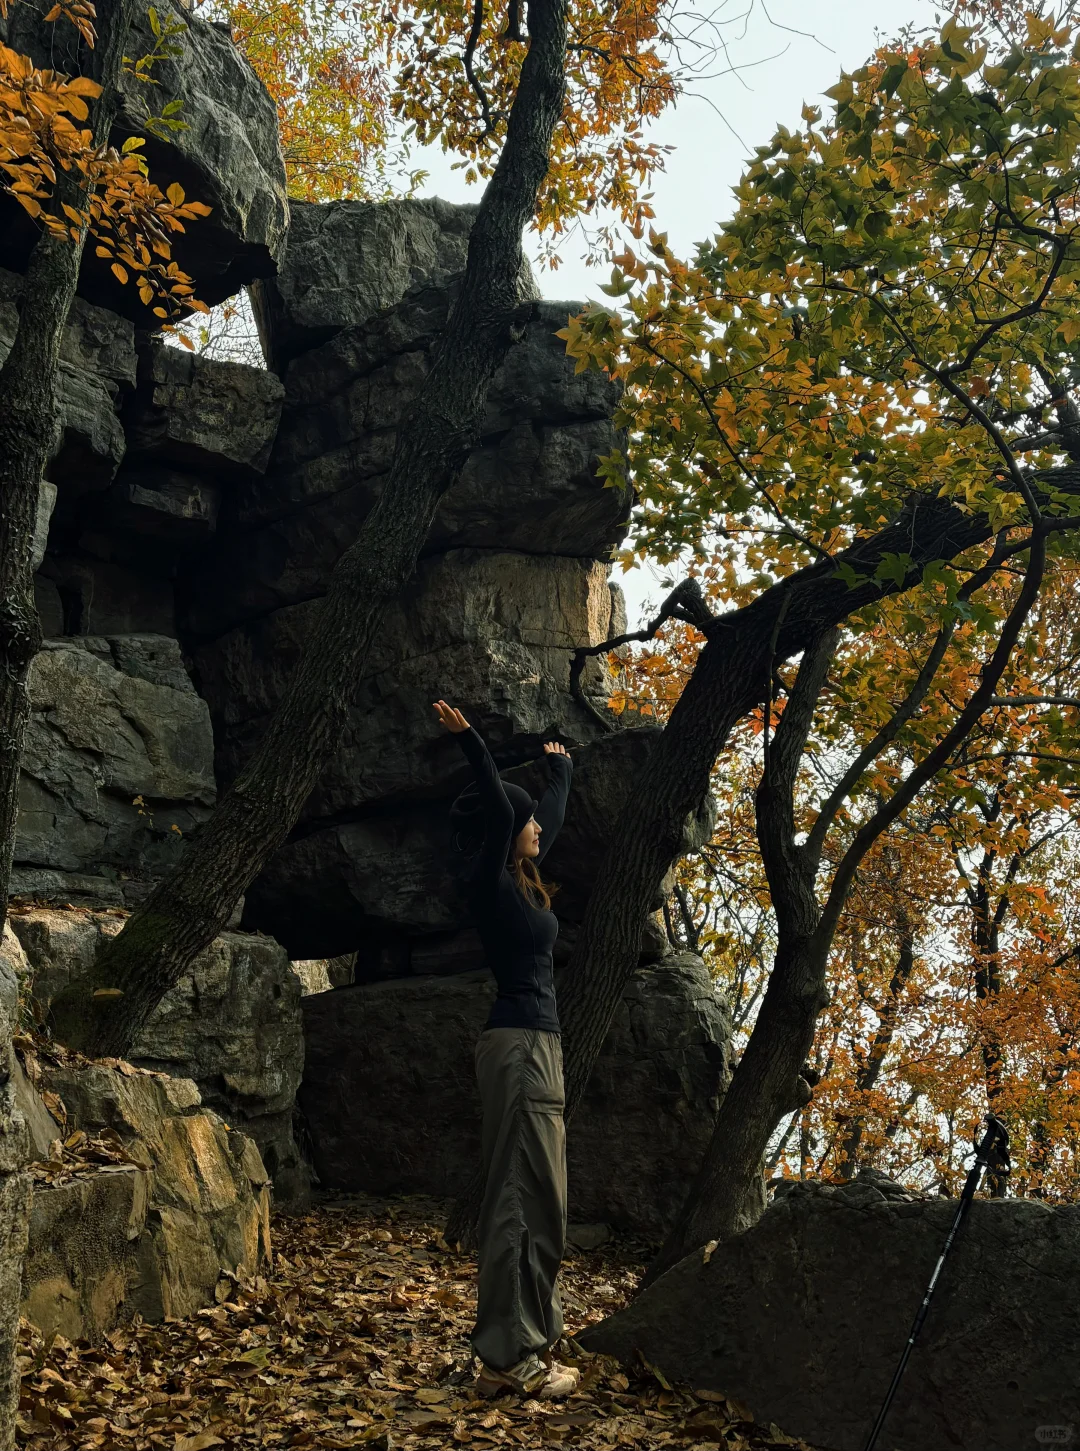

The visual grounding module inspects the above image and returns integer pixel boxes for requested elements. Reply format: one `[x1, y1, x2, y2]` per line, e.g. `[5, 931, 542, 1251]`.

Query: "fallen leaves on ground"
[27, 1126, 150, 1189]
[17, 1194, 817, 1450]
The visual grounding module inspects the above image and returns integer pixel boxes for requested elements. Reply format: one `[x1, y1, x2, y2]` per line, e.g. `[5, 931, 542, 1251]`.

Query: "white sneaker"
[476, 1353, 580, 1399]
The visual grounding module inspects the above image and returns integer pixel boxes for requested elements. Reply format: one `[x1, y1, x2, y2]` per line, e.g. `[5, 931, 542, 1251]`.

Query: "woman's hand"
[543, 741, 571, 759]
[433, 699, 470, 733]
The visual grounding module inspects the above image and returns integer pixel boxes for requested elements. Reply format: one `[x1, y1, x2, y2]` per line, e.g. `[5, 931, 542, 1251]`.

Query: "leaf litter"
[16, 1193, 819, 1450]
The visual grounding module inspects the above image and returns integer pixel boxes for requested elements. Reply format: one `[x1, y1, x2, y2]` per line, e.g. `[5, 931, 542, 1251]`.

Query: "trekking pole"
[863, 1112, 1011, 1451]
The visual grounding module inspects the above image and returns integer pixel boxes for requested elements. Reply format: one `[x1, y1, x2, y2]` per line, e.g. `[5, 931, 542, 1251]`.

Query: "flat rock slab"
[578, 1177, 1080, 1451]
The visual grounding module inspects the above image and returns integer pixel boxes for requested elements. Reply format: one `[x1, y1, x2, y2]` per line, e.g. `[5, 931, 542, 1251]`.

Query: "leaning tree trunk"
[642, 531, 1046, 1282]
[48, 0, 571, 1058]
[0, 0, 138, 933]
[642, 934, 830, 1285]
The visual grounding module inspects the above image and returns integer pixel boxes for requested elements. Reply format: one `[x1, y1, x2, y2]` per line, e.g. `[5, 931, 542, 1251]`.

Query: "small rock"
[567, 1223, 611, 1251]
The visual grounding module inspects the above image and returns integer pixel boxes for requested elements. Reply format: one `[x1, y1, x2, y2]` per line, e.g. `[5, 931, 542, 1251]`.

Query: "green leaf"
[874, 553, 915, 588]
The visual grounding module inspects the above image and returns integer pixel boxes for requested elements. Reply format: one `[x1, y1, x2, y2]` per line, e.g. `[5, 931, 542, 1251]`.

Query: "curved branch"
[464, 0, 496, 137]
[804, 536, 1030, 866]
[566, 576, 717, 730]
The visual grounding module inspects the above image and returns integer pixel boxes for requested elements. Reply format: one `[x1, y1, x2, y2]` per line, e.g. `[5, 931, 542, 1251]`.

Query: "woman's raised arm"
[434, 701, 514, 887]
[534, 742, 573, 865]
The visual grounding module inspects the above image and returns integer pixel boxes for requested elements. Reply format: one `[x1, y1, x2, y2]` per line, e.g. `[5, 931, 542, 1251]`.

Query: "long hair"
[511, 851, 558, 910]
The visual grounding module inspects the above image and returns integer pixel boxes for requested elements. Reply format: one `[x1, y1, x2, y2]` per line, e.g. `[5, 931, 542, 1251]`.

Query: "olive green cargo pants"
[471, 1027, 567, 1371]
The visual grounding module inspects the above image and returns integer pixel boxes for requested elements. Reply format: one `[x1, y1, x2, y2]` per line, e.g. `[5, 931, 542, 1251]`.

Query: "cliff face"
[15, 195, 647, 973]
[3, 34, 732, 1237]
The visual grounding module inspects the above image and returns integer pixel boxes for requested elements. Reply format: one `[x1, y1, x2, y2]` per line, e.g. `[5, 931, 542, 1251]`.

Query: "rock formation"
[188, 197, 636, 961]
[299, 953, 732, 1234]
[20, 1055, 272, 1341]
[580, 1172, 1080, 1451]
[6, 29, 727, 1242]
[0, 0, 289, 320]
[6, 906, 306, 1210]
[14, 638, 216, 904]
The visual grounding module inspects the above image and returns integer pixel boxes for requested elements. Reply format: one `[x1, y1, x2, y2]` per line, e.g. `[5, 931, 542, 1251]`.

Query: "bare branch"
[464, 0, 496, 137]
[988, 695, 1080, 710]
[566, 577, 716, 731]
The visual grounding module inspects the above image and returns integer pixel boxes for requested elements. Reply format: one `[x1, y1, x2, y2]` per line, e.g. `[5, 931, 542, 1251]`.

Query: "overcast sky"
[414, 0, 938, 624]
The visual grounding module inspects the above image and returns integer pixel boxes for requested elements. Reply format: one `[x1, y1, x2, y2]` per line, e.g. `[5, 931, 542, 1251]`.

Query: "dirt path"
[17, 1195, 814, 1450]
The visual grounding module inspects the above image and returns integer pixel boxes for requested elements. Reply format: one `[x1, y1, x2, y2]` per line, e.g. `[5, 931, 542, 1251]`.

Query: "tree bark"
[0, 1010, 30, 1451]
[0, 13, 139, 1440]
[48, 0, 571, 1057]
[0, 0, 137, 927]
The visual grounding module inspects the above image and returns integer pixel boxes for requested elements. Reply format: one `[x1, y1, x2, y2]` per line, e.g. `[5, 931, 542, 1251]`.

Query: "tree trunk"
[643, 934, 830, 1283]
[644, 531, 1046, 1278]
[48, 0, 571, 1058]
[0, 238, 60, 928]
[0, 0, 137, 934]
[0, 1011, 30, 1451]
[0, 13, 138, 1441]
[973, 899, 1009, 1195]
[556, 494, 1007, 1120]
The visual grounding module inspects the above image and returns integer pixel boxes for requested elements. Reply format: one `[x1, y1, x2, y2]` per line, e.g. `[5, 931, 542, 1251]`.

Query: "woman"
[433, 698, 579, 1401]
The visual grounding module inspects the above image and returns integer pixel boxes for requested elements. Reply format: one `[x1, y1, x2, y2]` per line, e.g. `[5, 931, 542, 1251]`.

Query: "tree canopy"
[564, 11, 1080, 569]
[555, 8, 1080, 1242]
[206, 0, 686, 240]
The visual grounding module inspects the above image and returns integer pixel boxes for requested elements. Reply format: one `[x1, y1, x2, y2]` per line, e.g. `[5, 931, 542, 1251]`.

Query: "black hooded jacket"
[453, 727, 573, 1033]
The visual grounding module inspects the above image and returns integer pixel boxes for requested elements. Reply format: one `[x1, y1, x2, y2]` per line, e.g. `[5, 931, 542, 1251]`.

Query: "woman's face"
[515, 817, 541, 859]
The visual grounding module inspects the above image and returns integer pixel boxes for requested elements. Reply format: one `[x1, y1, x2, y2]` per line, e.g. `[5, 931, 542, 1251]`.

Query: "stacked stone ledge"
[2, 923, 273, 1346]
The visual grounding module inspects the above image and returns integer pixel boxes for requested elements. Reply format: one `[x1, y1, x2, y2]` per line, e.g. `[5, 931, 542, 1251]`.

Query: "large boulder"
[242, 721, 709, 965]
[130, 930, 309, 1210]
[197, 549, 620, 797]
[6, 906, 307, 1209]
[100, 343, 286, 548]
[124, 340, 285, 479]
[196, 554, 635, 957]
[250, 197, 480, 371]
[21, 1057, 271, 1340]
[0, 0, 288, 319]
[580, 1174, 1080, 1451]
[299, 953, 732, 1234]
[13, 636, 216, 902]
[181, 305, 627, 641]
